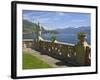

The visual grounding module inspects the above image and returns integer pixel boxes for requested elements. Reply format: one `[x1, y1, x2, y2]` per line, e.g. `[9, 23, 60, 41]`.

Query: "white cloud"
[71, 19, 86, 22]
[37, 18, 50, 23]
[58, 12, 65, 16]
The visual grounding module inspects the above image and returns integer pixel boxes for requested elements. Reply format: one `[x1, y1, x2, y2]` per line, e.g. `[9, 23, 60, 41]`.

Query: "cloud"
[22, 10, 90, 30]
[71, 19, 86, 22]
[58, 12, 65, 16]
[36, 18, 50, 23]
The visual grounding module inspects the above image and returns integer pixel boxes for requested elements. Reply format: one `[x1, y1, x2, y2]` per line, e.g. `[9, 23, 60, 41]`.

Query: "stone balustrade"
[23, 39, 91, 66]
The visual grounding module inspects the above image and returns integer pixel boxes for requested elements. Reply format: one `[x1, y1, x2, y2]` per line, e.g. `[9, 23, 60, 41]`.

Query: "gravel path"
[23, 48, 68, 68]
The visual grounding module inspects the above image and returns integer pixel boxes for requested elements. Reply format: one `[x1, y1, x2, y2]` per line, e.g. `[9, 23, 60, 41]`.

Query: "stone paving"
[23, 48, 68, 68]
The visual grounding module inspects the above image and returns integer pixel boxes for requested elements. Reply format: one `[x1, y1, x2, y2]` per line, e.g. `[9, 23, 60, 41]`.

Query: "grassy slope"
[23, 53, 52, 69]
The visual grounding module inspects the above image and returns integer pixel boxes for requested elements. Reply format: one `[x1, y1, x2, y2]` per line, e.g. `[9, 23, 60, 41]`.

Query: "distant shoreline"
[23, 33, 91, 45]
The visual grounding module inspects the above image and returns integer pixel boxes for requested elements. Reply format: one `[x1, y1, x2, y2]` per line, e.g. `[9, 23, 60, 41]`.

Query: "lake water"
[23, 33, 91, 44]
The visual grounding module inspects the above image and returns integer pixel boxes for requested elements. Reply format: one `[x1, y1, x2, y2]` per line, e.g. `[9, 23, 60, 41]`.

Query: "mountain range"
[23, 20, 58, 34]
[56, 27, 90, 34]
[23, 19, 90, 35]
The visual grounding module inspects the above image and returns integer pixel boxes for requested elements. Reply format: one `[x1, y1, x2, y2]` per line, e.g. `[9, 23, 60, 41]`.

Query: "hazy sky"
[23, 10, 91, 30]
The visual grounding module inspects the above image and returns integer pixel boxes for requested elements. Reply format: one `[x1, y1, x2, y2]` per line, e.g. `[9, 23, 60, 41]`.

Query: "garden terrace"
[23, 39, 90, 66]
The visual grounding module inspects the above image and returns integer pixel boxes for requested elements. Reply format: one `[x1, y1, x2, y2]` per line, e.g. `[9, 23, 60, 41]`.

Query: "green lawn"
[23, 52, 52, 69]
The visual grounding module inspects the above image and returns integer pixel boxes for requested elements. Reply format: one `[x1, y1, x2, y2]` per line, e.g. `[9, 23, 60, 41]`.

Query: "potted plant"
[50, 33, 57, 43]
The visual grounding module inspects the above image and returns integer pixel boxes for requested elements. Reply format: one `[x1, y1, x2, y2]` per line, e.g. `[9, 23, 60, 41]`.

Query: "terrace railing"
[23, 39, 90, 66]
